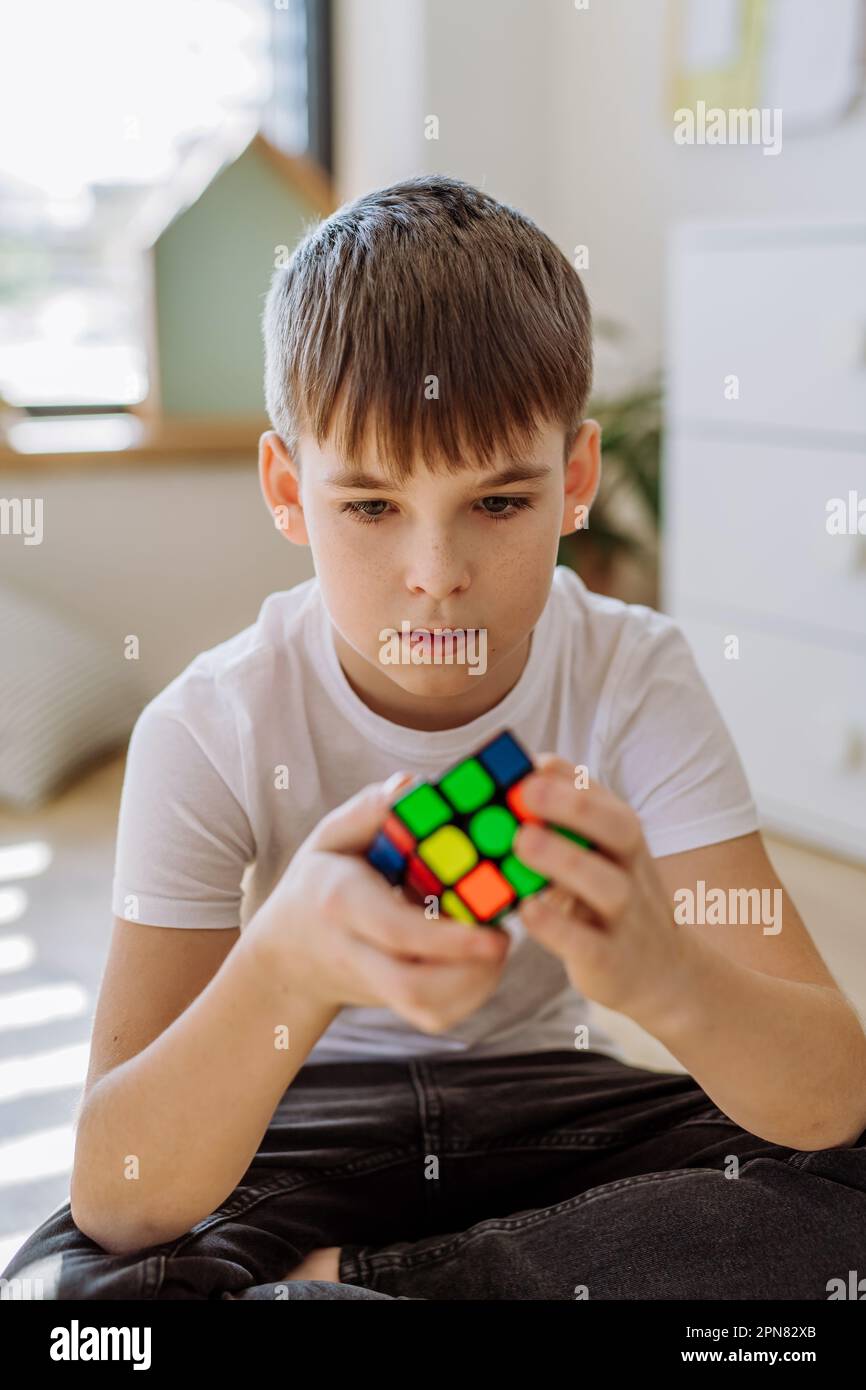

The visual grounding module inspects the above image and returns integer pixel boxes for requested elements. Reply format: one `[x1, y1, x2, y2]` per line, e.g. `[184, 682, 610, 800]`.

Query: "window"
[0, 0, 331, 416]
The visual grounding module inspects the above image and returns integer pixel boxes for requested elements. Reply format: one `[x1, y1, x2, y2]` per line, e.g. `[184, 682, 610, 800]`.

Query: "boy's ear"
[562, 419, 601, 536]
[258, 430, 310, 546]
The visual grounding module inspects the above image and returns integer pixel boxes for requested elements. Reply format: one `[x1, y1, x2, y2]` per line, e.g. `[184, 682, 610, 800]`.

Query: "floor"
[1, 751, 864, 1272]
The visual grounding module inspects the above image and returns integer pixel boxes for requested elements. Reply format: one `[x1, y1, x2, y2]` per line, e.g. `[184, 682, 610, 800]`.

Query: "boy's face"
[259, 416, 601, 732]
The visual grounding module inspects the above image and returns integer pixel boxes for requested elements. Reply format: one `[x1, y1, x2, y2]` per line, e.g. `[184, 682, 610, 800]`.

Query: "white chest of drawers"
[662, 220, 866, 864]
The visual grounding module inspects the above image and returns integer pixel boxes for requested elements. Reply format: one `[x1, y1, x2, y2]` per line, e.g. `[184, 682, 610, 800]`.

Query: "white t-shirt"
[111, 565, 760, 1065]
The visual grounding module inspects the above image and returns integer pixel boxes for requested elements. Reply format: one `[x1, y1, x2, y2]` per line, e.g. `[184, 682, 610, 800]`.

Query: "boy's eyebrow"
[324, 460, 553, 490]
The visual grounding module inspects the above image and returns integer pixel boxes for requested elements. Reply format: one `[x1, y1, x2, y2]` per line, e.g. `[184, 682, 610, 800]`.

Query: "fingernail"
[384, 770, 413, 796]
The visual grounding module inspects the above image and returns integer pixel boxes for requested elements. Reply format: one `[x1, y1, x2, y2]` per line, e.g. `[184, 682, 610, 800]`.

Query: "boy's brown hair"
[262, 174, 593, 481]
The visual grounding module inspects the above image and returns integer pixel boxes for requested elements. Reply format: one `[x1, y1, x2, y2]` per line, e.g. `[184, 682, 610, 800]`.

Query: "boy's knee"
[2, 1249, 156, 1301]
[1, 1205, 155, 1301]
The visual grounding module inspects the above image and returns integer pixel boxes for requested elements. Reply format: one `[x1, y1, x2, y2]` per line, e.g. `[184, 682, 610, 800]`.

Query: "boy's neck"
[330, 626, 533, 732]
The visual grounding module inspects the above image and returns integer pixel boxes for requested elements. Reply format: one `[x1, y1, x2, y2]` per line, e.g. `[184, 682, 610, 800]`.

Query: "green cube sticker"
[500, 853, 548, 895]
[439, 758, 495, 813]
[394, 783, 452, 837]
[468, 804, 518, 858]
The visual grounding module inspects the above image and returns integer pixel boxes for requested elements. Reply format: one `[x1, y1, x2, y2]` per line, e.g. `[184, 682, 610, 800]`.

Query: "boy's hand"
[247, 773, 510, 1035]
[513, 753, 692, 1023]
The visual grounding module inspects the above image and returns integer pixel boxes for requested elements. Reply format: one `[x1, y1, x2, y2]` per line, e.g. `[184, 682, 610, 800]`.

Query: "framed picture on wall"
[668, 0, 866, 134]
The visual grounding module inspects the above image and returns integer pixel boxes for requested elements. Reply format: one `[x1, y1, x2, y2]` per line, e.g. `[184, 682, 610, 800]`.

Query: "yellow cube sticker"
[417, 825, 478, 885]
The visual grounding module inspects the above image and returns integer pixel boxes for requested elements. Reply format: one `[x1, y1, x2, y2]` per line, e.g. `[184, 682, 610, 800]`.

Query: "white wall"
[545, 0, 866, 382]
[335, 0, 866, 390]
[333, 0, 426, 197]
[0, 460, 314, 697]
[333, 0, 551, 258]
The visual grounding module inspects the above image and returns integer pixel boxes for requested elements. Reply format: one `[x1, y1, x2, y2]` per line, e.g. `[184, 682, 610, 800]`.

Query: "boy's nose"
[406, 560, 471, 603]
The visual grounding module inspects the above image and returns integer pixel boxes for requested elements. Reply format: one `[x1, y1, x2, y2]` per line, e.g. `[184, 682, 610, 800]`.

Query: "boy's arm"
[71, 906, 338, 1256]
[516, 764, 866, 1154]
[637, 830, 866, 1152]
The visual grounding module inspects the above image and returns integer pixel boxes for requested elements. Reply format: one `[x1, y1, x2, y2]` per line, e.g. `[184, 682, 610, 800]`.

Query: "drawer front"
[676, 614, 866, 862]
[663, 436, 866, 644]
[668, 236, 866, 437]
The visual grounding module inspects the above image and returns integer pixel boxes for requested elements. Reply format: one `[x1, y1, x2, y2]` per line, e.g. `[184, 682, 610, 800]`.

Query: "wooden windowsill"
[0, 414, 271, 471]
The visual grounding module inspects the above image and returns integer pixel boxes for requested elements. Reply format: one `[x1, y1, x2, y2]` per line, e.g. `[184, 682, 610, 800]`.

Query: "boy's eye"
[341, 499, 391, 524]
[479, 496, 534, 521]
[339, 496, 534, 526]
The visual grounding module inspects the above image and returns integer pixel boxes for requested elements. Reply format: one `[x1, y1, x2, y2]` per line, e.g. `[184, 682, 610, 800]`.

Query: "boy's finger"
[313, 772, 414, 854]
[348, 933, 489, 1012]
[346, 870, 506, 962]
[533, 751, 575, 778]
[520, 768, 642, 863]
[515, 820, 631, 917]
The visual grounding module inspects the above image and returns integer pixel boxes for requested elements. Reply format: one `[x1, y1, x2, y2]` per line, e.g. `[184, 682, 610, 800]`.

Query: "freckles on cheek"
[323, 541, 382, 621]
[318, 519, 364, 569]
[487, 535, 548, 594]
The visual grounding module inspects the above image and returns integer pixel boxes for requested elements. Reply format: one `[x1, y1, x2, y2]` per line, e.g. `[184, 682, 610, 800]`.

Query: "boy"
[5, 175, 866, 1301]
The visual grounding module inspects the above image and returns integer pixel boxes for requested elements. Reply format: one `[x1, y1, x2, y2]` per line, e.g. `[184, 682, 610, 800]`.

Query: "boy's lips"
[410, 627, 474, 635]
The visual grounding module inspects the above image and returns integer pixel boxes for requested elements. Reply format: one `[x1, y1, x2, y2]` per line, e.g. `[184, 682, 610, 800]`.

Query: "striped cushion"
[0, 582, 146, 809]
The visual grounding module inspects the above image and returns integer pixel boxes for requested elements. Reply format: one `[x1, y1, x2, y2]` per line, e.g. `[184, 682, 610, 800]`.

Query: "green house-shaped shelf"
[136, 128, 334, 438]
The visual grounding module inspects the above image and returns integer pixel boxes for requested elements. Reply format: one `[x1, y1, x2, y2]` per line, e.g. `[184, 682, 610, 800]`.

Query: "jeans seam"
[338, 1246, 367, 1286]
[409, 1059, 443, 1224]
[784, 1139, 866, 1167]
[784, 1148, 863, 1173]
[674, 1115, 740, 1129]
[786, 1150, 815, 1169]
[439, 1133, 628, 1155]
[140, 1255, 165, 1299]
[358, 1168, 704, 1276]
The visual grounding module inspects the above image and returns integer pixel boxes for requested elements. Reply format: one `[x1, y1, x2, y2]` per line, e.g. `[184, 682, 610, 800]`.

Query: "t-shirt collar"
[314, 582, 558, 764]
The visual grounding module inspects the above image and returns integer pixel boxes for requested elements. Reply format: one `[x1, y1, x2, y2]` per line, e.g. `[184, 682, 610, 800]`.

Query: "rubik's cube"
[365, 729, 593, 928]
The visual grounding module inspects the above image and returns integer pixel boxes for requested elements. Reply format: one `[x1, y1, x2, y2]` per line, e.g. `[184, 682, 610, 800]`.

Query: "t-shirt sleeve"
[598, 616, 761, 858]
[110, 700, 255, 929]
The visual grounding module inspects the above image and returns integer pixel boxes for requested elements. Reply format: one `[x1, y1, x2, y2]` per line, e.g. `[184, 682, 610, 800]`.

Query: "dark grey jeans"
[4, 1049, 866, 1300]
